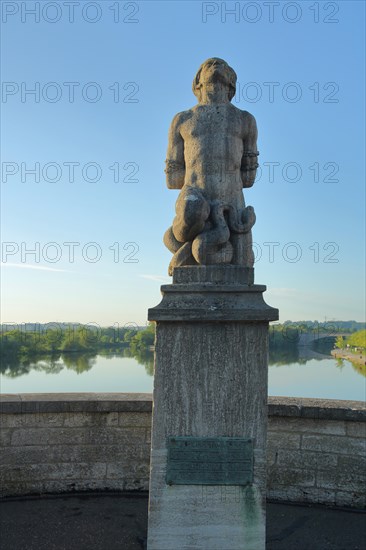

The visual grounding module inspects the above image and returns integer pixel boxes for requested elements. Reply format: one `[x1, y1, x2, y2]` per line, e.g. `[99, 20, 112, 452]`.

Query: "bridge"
[270, 327, 348, 347]
[297, 332, 347, 346]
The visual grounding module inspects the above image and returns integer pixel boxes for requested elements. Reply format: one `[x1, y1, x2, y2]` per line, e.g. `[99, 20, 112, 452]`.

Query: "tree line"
[1, 321, 364, 371]
[0, 324, 155, 370]
[335, 330, 366, 351]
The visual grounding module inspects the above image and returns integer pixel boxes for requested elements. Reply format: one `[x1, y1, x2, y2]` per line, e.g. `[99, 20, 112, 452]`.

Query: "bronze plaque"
[166, 437, 253, 485]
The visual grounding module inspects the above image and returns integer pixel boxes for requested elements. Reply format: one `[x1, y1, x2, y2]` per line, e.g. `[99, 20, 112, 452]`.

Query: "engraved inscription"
[166, 436, 253, 485]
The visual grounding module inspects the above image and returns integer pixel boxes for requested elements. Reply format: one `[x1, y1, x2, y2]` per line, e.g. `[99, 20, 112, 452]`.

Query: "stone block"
[26, 413, 65, 427]
[0, 462, 108, 483]
[0, 446, 56, 465]
[0, 393, 153, 415]
[106, 461, 150, 481]
[84, 427, 149, 447]
[47, 428, 88, 446]
[74, 442, 149, 464]
[0, 427, 13, 446]
[1, 413, 35, 428]
[301, 434, 365, 455]
[3, 478, 115, 496]
[335, 491, 365, 508]
[268, 467, 315, 488]
[305, 487, 336, 505]
[276, 449, 338, 470]
[0, 465, 23, 483]
[268, 416, 346, 435]
[10, 428, 51, 446]
[337, 454, 366, 475]
[346, 422, 366, 438]
[105, 412, 119, 426]
[317, 471, 365, 492]
[123, 477, 149, 491]
[267, 431, 301, 450]
[266, 447, 278, 467]
[268, 396, 366, 422]
[63, 412, 105, 427]
[106, 462, 127, 479]
[267, 486, 326, 504]
[51, 462, 107, 481]
[118, 412, 152, 428]
[0, 397, 22, 415]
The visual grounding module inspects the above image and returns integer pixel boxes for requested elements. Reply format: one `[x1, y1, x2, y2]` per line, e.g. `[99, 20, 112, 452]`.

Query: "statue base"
[147, 266, 278, 549]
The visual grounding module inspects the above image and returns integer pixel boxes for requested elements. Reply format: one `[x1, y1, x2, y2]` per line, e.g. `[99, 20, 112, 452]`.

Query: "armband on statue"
[165, 160, 185, 174]
[242, 151, 259, 158]
[241, 151, 259, 171]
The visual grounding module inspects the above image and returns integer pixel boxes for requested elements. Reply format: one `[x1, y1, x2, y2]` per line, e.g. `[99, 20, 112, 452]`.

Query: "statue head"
[192, 58, 237, 103]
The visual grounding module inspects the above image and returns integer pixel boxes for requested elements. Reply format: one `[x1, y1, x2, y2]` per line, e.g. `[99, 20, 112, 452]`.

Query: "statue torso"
[178, 103, 249, 204]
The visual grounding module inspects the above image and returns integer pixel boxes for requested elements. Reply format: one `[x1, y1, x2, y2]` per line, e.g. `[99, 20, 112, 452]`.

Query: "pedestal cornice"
[148, 266, 278, 322]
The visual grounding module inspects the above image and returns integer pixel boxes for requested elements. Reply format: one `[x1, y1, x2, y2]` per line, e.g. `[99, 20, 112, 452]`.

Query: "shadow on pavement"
[0, 492, 365, 550]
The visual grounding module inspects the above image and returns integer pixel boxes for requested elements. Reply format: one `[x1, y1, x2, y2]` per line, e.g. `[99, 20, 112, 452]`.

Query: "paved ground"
[0, 492, 365, 550]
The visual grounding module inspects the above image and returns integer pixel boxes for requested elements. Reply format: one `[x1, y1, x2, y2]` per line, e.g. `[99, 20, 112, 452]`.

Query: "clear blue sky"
[1, 0, 365, 326]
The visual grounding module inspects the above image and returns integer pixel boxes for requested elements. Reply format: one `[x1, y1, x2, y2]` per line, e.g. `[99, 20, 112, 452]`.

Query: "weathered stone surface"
[337, 454, 366, 473]
[267, 432, 301, 450]
[0, 462, 107, 483]
[1, 394, 364, 418]
[317, 471, 365, 492]
[11, 428, 52, 446]
[118, 412, 151, 428]
[335, 491, 366, 508]
[63, 412, 108, 427]
[268, 417, 347, 435]
[0, 393, 153, 414]
[276, 450, 338, 470]
[106, 462, 150, 480]
[347, 421, 366, 437]
[147, 318, 270, 549]
[301, 434, 366, 454]
[0, 396, 365, 507]
[163, 58, 259, 275]
[173, 264, 254, 285]
[268, 486, 337, 506]
[268, 396, 366, 422]
[268, 467, 316, 488]
[148, 266, 278, 323]
[0, 428, 13, 447]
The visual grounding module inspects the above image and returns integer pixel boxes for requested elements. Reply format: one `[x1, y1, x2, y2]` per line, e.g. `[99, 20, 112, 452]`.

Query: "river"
[0, 347, 365, 401]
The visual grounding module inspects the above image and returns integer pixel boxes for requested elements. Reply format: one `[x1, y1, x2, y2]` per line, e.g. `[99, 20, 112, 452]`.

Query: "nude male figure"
[164, 58, 259, 275]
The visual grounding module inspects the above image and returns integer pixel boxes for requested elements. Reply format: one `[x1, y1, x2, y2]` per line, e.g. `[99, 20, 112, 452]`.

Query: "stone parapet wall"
[267, 397, 365, 508]
[0, 394, 152, 497]
[1, 394, 365, 508]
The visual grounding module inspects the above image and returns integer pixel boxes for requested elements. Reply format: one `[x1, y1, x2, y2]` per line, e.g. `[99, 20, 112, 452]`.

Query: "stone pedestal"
[147, 266, 278, 550]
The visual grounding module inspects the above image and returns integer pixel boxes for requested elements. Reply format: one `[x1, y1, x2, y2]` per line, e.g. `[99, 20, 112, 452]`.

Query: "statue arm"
[165, 113, 185, 189]
[241, 113, 259, 188]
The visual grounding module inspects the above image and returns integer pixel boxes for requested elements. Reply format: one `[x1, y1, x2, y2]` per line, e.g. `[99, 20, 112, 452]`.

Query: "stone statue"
[163, 58, 259, 276]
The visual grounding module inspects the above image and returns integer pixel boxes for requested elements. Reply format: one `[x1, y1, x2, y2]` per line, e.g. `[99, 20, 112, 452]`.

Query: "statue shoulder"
[236, 109, 258, 136]
[170, 109, 193, 130]
[227, 104, 256, 126]
[238, 108, 257, 125]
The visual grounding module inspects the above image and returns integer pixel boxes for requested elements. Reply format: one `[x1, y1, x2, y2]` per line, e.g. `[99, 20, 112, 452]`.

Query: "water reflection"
[269, 347, 301, 366]
[60, 353, 97, 374]
[344, 360, 366, 377]
[1, 351, 97, 378]
[123, 347, 154, 376]
[1, 345, 365, 380]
